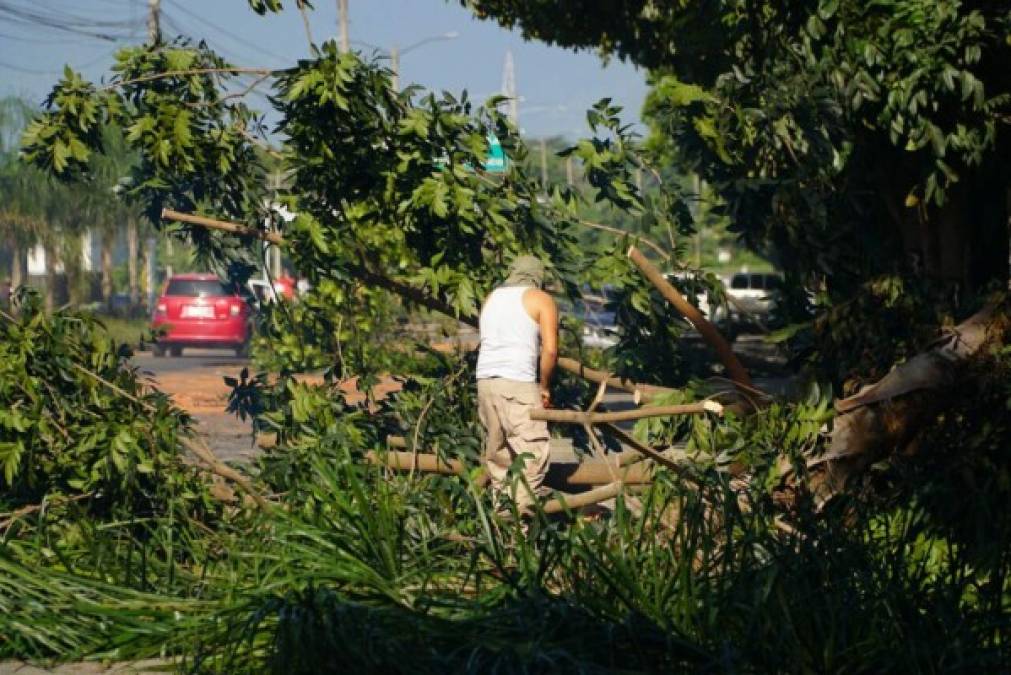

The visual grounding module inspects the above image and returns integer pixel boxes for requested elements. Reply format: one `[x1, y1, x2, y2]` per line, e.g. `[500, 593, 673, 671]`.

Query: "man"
[475, 255, 558, 515]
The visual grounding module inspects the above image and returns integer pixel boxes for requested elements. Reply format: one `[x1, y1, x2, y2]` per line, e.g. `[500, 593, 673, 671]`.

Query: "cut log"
[366, 450, 462, 475]
[365, 450, 655, 486]
[531, 401, 722, 424]
[543, 482, 645, 514]
[555, 357, 674, 403]
[627, 246, 752, 389]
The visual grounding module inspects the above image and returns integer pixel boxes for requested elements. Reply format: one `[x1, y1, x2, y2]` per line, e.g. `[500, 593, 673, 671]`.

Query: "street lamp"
[354, 31, 459, 90]
[391, 31, 459, 89]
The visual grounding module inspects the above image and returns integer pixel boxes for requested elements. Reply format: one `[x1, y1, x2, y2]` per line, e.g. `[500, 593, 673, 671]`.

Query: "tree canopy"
[463, 0, 1011, 379]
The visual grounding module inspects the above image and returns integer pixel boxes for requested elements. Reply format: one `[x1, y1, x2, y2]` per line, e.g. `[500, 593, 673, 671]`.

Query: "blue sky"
[0, 0, 649, 138]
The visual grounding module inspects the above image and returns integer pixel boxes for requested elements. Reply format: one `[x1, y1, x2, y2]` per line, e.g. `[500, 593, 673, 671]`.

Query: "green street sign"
[483, 133, 507, 173]
[433, 133, 507, 173]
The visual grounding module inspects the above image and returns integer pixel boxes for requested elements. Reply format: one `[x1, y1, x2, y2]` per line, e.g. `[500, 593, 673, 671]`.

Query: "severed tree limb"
[366, 450, 655, 486]
[627, 245, 753, 390]
[597, 422, 693, 477]
[807, 302, 1006, 507]
[555, 357, 673, 403]
[531, 401, 722, 424]
[543, 482, 646, 514]
[367, 450, 463, 475]
[161, 208, 668, 397]
[66, 360, 273, 511]
[0, 492, 94, 531]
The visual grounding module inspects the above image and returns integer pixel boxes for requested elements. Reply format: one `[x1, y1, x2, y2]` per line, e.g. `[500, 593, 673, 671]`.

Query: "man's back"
[476, 286, 541, 382]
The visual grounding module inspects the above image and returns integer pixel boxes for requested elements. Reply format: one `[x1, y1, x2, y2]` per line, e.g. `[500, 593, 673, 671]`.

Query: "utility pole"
[565, 156, 574, 186]
[539, 138, 548, 186]
[390, 45, 400, 90]
[145, 0, 161, 308]
[337, 0, 349, 53]
[501, 50, 518, 127]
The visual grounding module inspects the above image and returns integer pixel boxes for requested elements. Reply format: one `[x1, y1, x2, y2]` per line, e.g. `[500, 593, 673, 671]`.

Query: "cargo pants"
[476, 378, 551, 514]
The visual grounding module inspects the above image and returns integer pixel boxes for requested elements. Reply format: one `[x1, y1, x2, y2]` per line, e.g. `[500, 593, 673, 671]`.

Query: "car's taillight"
[229, 303, 242, 316]
[155, 303, 167, 315]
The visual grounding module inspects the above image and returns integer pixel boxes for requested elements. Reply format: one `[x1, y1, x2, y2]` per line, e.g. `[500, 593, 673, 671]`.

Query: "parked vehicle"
[725, 271, 782, 321]
[151, 274, 251, 357]
[568, 297, 619, 349]
[248, 275, 299, 305]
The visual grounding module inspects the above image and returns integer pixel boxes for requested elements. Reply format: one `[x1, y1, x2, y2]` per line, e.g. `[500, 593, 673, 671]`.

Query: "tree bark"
[101, 230, 114, 312]
[10, 241, 25, 291]
[883, 155, 1009, 292]
[809, 302, 1005, 506]
[43, 242, 56, 312]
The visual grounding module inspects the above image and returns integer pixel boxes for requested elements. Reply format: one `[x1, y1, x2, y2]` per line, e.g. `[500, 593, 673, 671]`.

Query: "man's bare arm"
[531, 290, 558, 407]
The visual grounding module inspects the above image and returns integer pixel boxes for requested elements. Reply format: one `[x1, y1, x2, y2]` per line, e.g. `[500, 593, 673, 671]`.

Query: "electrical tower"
[147, 0, 160, 44]
[501, 49, 518, 127]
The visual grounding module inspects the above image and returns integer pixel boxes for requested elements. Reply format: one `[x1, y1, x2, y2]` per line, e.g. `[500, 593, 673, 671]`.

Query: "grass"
[93, 316, 150, 349]
[3, 450, 1009, 673]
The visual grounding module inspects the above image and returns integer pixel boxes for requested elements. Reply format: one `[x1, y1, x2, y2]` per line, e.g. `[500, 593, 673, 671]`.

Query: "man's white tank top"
[476, 286, 540, 382]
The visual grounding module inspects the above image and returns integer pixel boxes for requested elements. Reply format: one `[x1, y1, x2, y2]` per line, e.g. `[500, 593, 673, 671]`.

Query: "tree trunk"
[101, 230, 114, 312]
[126, 218, 139, 310]
[808, 302, 1005, 506]
[43, 242, 56, 312]
[10, 241, 25, 291]
[144, 236, 157, 310]
[878, 152, 1009, 294]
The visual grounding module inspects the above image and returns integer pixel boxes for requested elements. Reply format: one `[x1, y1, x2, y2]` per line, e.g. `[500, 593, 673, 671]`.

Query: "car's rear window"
[165, 279, 232, 297]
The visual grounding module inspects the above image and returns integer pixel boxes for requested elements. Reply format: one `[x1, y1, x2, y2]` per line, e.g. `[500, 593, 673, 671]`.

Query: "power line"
[0, 58, 60, 76]
[0, 29, 101, 46]
[162, 0, 290, 65]
[0, 3, 138, 42]
[0, 0, 139, 29]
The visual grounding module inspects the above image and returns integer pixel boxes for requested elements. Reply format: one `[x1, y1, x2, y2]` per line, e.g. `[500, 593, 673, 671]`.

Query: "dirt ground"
[131, 349, 403, 463]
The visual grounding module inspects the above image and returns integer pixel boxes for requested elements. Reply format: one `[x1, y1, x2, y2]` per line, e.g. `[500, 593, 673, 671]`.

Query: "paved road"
[131, 347, 257, 463]
[132, 346, 248, 375]
[129, 334, 794, 466]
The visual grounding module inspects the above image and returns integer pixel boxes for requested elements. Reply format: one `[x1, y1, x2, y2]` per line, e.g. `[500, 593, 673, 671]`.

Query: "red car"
[151, 274, 252, 357]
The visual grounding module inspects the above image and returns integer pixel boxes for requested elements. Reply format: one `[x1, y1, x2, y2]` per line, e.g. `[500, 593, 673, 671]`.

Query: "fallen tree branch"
[162, 208, 668, 397]
[67, 360, 273, 511]
[808, 301, 1006, 507]
[627, 245, 753, 389]
[0, 492, 94, 531]
[367, 450, 462, 475]
[597, 422, 694, 477]
[366, 450, 655, 486]
[577, 218, 671, 261]
[531, 401, 722, 424]
[543, 482, 645, 514]
[555, 357, 674, 403]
